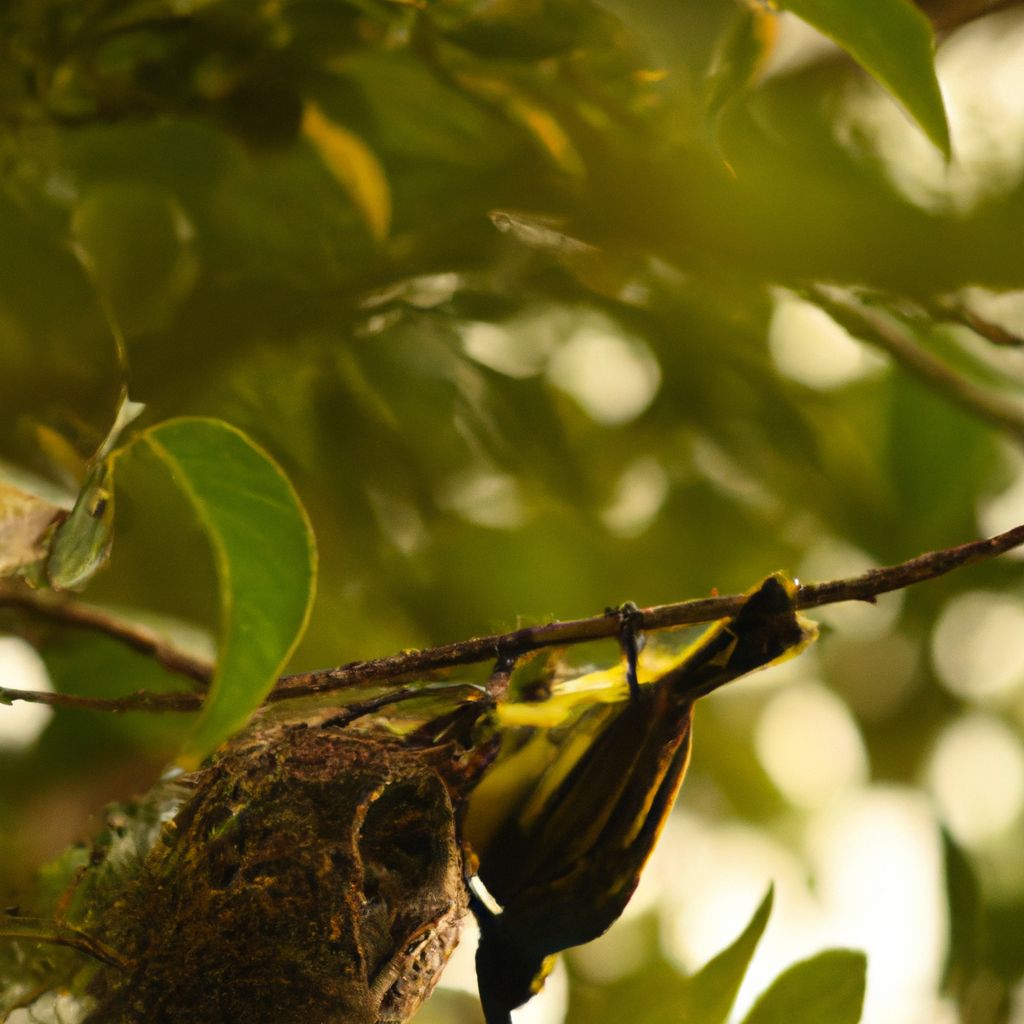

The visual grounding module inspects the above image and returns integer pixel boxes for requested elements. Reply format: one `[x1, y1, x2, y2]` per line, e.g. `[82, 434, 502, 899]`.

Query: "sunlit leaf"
[455, 73, 585, 176]
[680, 886, 774, 1024]
[302, 101, 391, 242]
[741, 948, 866, 1024]
[138, 418, 317, 768]
[779, 0, 950, 157]
[513, 99, 586, 177]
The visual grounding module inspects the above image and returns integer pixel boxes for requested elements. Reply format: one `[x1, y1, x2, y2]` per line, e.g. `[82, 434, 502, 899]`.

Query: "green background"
[2, 1, 1023, 1021]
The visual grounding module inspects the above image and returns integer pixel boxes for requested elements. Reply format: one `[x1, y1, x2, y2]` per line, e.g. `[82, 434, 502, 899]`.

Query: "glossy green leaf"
[680, 886, 774, 1024]
[741, 949, 866, 1024]
[780, 0, 950, 157]
[138, 418, 317, 768]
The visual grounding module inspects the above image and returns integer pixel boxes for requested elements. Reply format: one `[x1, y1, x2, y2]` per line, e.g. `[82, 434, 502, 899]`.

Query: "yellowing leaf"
[302, 101, 391, 242]
[456, 73, 585, 177]
[507, 98, 586, 178]
[0, 482, 63, 577]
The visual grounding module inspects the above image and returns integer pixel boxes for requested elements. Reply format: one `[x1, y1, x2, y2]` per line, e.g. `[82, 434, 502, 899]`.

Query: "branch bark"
[2, 522, 1023, 713]
[810, 285, 1024, 448]
[0, 588, 213, 685]
[916, 0, 1024, 32]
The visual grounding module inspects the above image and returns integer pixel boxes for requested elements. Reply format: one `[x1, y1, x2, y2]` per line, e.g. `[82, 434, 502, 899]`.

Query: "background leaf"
[137, 418, 317, 767]
[780, 0, 950, 156]
[679, 886, 775, 1024]
[2, 1, 1023, 1019]
[942, 824, 983, 997]
[301, 102, 392, 242]
[741, 949, 867, 1024]
[706, 3, 780, 124]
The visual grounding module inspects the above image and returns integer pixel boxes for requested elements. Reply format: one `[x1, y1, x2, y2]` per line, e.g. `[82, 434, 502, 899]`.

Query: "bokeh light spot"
[824, 632, 920, 722]
[436, 470, 527, 530]
[927, 712, 1024, 845]
[602, 455, 669, 537]
[546, 327, 660, 426]
[769, 292, 885, 390]
[979, 446, 1024, 559]
[755, 681, 868, 809]
[932, 590, 1024, 702]
[800, 538, 903, 640]
[0, 637, 53, 751]
[462, 318, 555, 379]
[808, 788, 946, 1024]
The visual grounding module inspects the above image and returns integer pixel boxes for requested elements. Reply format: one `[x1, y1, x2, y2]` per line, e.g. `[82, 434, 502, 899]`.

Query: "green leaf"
[71, 182, 200, 334]
[706, 3, 779, 122]
[47, 460, 116, 591]
[680, 885, 775, 1024]
[46, 390, 146, 591]
[741, 949, 867, 1024]
[137, 418, 317, 768]
[779, 0, 950, 157]
[941, 828, 983, 997]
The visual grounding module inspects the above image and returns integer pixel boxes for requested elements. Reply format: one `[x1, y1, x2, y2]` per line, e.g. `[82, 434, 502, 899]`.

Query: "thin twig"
[4, 523, 1019, 713]
[810, 284, 1024, 446]
[0, 686, 201, 713]
[0, 585, 213, 686]
[273, 522, 1024, 700]
[0, 916, 128, 969]
[916, 0, 1024, 32]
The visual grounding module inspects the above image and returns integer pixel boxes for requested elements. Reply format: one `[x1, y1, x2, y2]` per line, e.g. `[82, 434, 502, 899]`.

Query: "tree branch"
[0, 685, 202, 713]
[3, 524, 1022, 714]
[916, 0, 1024, 32]
[0, 916, 128, 970]
[0, 585, 213, 687]
[810, 284, 1024, 447]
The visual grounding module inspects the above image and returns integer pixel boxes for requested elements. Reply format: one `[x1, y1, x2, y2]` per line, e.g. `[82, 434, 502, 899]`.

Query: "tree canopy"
[2, 1, 1024, 1022]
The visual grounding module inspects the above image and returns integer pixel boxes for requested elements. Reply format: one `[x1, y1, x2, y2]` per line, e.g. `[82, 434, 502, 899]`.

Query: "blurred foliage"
[1, 0, 1024, 1021]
